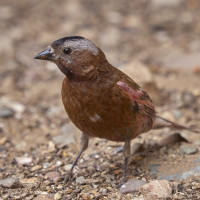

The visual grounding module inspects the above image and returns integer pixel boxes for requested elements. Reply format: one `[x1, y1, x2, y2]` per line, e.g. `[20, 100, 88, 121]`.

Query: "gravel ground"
[0, 0, 200, 199]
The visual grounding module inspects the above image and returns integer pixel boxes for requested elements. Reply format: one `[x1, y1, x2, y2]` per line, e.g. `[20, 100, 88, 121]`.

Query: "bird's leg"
[123, 140, 131, 183]
[64, 133, 89, 182]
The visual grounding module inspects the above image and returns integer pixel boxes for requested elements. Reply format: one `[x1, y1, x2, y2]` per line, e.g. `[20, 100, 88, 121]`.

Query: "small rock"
[57, 184, 63, 189]
[43, 162, 50, 169]
[81, 194, 92, 200]
[15, 156, 32, 165]
[148, 164, 161, 178]
[46, 171, 61, 183]
[76, 176, 85, 184]
[84, 178, 100, 184]
[0, 177, 21, 188]
[33, 194, 54, 200]
[192, 182, 200, 190]
[112, 146, 123, 154]
[89, 153, 99, 158]
[31, 165, 42, 172]
[120, 178, 146, 194]
[0, 137, 7, 145]
[40, 180, 51, 187]
[84, 188, 98, 196]
[20, 177, 38, 185]
[9, 102, 25, 113]
[0, 107, 14, 118]
[151, 0, 183, 7]
[63, 164, 73, 171]
[131, 143, 143, 155]
[15, 141, 28, 151]
[42, 141, 56, 154]
[179, 144, 198, 155]
[140, 180, 173, 199]
[100, 188, 107, 195]
[54, 193, 62, 200]
[159, 133, 187, 146]
[55, 161, 62, 167]
[179, 170, 196, 180]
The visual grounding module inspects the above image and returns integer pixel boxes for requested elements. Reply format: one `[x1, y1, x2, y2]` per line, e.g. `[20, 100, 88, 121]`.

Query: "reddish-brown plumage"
[35, 36, 198, 182]
[61, 57, 155, 142]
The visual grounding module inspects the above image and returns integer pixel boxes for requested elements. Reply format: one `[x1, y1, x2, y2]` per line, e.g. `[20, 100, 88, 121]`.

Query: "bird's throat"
[58, 63, 75, 79]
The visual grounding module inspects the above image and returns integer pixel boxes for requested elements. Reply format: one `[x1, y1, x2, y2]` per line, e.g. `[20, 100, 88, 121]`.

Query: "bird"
[34, 36, 198, 182]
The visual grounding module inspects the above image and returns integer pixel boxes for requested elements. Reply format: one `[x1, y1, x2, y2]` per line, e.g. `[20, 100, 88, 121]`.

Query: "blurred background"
[1, 0, 200, 199]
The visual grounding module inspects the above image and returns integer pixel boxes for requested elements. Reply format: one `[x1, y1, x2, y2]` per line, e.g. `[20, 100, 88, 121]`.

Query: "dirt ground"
[0, 0, 200, 199]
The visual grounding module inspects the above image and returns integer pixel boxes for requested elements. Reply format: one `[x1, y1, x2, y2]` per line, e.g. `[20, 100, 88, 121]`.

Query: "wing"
[116, 81, 156, 117]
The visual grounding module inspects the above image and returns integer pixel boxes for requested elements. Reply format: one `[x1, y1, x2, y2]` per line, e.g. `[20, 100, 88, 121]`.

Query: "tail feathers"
[153, 115, 199, 133]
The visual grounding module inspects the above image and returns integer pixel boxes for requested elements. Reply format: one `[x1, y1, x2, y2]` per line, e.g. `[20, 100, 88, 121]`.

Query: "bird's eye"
[63, 48, 72, 55]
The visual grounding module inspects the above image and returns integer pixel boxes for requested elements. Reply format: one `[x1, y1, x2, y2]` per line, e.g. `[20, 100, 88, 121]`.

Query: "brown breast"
[61, 70, 152, 142]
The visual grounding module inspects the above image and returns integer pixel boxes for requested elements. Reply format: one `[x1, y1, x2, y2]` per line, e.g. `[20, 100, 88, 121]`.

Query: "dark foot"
[122, 157, 128, 183]
[118, 177, 127, 188]
[123, 175, 127, 184]
[63, 171, 73, 182]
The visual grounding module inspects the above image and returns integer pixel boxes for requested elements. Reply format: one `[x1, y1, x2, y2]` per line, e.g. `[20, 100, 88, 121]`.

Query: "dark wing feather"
[117, 81, 156, 117]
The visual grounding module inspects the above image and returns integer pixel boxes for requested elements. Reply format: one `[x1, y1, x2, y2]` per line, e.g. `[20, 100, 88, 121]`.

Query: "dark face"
[35, 36, 105, 80]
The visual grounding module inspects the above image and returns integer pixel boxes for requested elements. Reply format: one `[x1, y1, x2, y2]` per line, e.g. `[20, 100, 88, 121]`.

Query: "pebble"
[0, 177, 21, 188]
[57, 184, 63, 189]
[131, 143, 143, 155]
[100, 188, 107, 195]
[40, 180, 51, 187]
[192, 182, 200, 190]
[54, 193, 62, 200]
[81, 194, 92, 200]
[9, 102, 25, 113]
[42, 141, 56, 153]
[33, 194, 54, 200]
[15, 156, 32, 165]
[179, 144, 198, 155]
[148, 164, 161, 178]
[43, 162, 50, 169]
[15, 141, 28, 152]
[112, 146, 123, 154]
[55, 160, 62, 167]
[46, 171, 61, 183]
[63, 164, 73, 171]
[151, 0, 183, 8]
[120, 178, 146, 194]
[159, 133, 187, 146]
[31, 165, 42, 172]
[0, 137, 7, 145]
[76, 176, 85, 184]
[0, 107, 14, 118]
[20, 177, 38, 185]
[140, 180, 173, 199]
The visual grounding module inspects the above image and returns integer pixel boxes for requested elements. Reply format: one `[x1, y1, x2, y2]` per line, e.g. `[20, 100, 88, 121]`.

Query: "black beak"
[34, 47, 53, 60]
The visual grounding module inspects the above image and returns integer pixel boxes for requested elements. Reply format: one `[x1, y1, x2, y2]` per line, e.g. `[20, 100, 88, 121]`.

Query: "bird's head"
[34, 36, 106, 80]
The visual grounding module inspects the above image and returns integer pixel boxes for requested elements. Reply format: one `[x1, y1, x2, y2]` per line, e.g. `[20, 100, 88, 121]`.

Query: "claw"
[64, 171, 73, 182]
